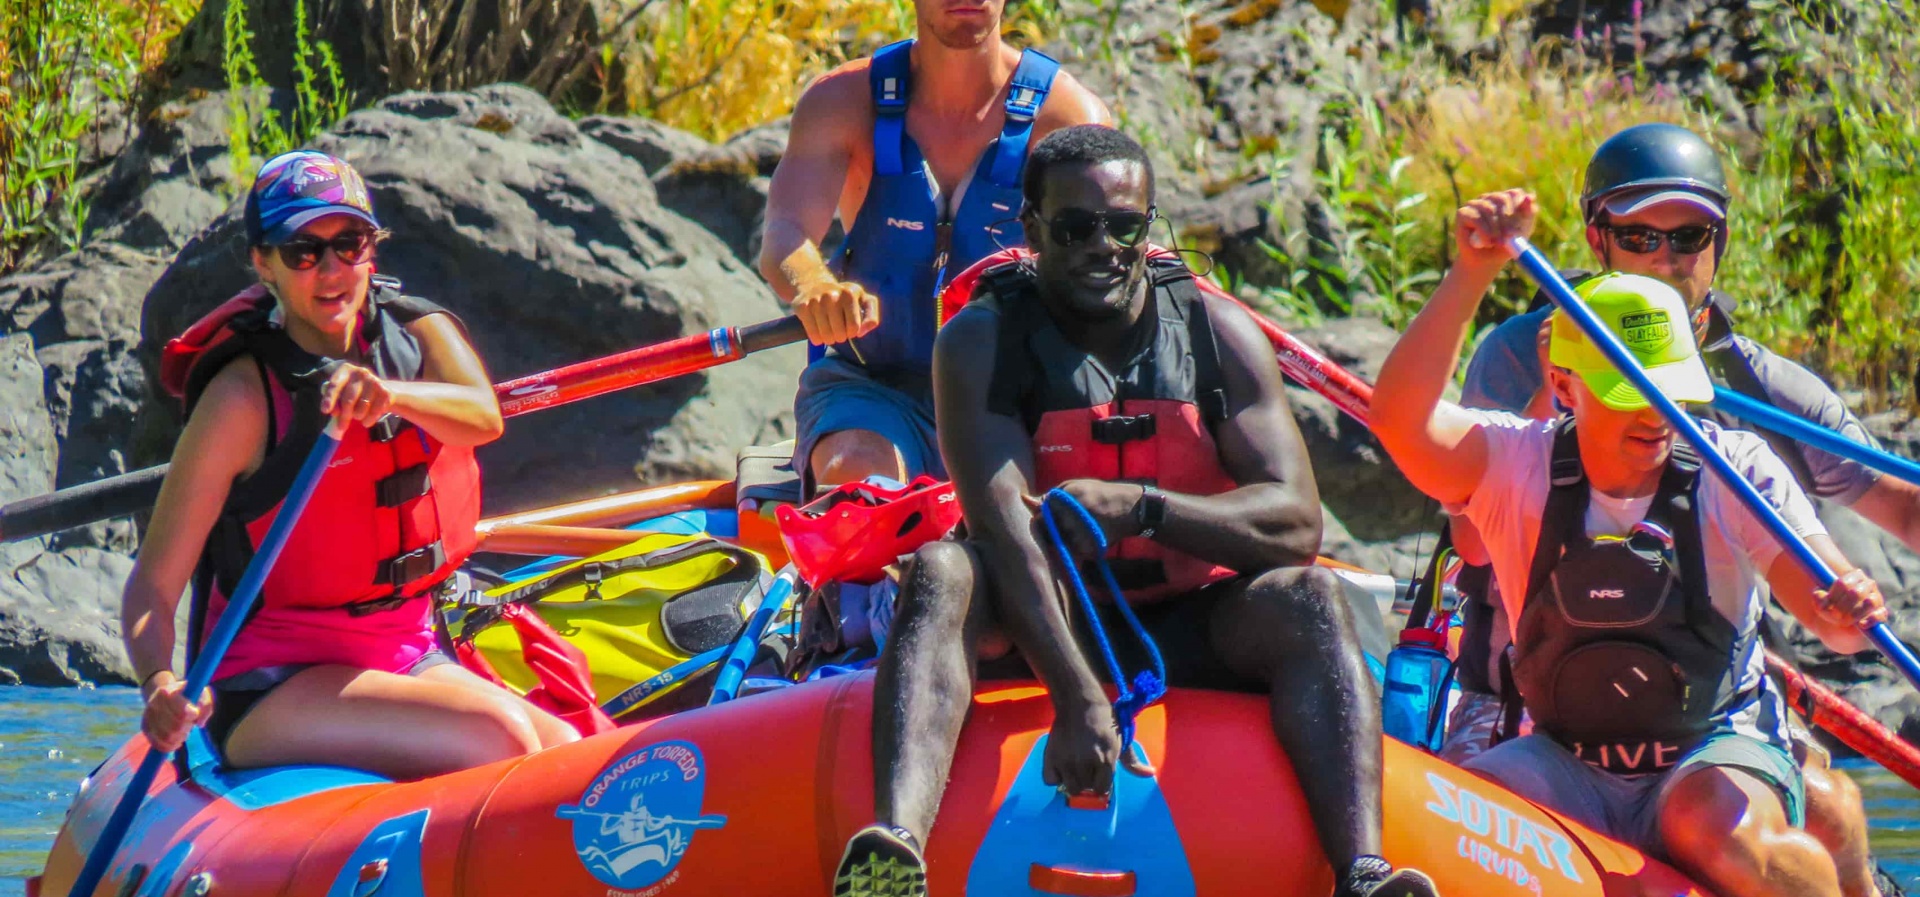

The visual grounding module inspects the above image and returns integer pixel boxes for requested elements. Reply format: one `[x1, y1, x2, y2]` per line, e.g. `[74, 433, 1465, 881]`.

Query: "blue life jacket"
[822, 39, 1061, 382]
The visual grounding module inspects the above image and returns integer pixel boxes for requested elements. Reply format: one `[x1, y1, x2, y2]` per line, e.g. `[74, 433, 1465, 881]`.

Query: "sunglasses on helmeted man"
[272, 229, 380, 270]
[1604, 223, 1719, 255]
[1042, 208, 1157, 248]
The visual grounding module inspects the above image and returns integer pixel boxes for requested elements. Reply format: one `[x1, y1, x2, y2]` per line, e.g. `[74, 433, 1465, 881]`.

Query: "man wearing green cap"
[1443, 123, 1902, 897]
[1371, 189, 1889, 897]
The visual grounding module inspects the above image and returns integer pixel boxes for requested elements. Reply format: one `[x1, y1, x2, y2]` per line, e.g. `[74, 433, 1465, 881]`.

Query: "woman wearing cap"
[121, 150, 579, 780]
[1370, 189, 1888, 897]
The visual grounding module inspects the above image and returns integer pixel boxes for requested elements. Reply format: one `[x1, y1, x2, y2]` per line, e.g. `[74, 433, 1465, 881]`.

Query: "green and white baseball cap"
[1548, 272, 1713, 411]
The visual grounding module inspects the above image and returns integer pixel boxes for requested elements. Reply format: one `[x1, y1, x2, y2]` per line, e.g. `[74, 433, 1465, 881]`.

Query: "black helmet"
[1581, 123, 1730, 222]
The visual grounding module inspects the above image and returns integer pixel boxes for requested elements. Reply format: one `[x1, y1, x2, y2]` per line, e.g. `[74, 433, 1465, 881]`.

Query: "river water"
[1, 685, 1916, 894]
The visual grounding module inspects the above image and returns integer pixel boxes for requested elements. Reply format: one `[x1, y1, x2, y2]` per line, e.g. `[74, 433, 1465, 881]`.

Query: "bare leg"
[1802, 758, 1882, 897]
[1208, 565, 1382, 872]
[872, 540, 995, 844]
[417, 663, 582, 749]
[810, 429, 908, 492]
[1660, 765, 1843, 897]
[223, 663, 549, 779]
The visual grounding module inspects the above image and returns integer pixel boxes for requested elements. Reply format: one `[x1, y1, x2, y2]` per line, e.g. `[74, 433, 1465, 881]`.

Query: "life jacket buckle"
[1006, 87, 1042, 122]
[375, 464, 433, 507]
[376, 541, 447, 587]
[1091, 414, 1156, 445]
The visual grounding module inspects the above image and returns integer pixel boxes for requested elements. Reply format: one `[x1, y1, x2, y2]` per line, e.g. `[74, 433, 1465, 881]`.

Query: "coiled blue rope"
[1037, 487, 1168, 750]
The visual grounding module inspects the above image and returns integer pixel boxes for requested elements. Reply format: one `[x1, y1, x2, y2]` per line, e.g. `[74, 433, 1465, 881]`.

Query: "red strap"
[494, 604, 617, 737]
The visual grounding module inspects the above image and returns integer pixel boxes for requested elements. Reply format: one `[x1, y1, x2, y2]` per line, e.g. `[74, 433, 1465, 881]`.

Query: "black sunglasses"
[1042, 208, 1157, 248]
[1605, 223, 1718, 255]
[273, 229, 379, 270]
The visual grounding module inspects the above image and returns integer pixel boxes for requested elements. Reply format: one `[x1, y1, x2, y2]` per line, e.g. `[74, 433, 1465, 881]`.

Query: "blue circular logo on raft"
[560, 740, 729, 890]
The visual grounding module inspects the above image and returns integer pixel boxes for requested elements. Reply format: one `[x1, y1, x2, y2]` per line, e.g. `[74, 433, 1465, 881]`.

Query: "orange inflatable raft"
[37, 673, 1712, 897]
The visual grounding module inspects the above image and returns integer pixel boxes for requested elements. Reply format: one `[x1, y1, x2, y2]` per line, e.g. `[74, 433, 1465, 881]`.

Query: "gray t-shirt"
[1461, 305, 1885, 504]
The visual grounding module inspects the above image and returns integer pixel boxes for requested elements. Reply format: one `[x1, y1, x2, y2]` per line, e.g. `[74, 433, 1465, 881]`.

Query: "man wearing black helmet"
[1439, 122, 1911, 897]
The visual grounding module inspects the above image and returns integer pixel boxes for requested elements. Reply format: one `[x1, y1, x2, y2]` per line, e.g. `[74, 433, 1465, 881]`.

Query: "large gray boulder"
[137, 84, 800, 514]
[0, 334, 136, 685]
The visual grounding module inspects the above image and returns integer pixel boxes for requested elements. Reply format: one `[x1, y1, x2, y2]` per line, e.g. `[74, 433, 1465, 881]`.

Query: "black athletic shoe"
[1342, 855, 1440, 897]
[832, 824, 927, 897]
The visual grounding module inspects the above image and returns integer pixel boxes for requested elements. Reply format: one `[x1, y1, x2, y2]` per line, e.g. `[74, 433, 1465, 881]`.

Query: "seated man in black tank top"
[830, 125, 1437, 897]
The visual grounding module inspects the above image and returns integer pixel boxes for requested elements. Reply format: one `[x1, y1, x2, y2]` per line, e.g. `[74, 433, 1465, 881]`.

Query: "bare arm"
[934, 309, 1107, 712]
[123, 363, 264, 701]
[1372, 191, 1537, 506]
[1148, 296, 1322, 569]
[1848, 476, 1920, 555]
[759, 69, 866, 303]
[1766, 534, 1879, 654]
[322, 313, 504, 446]
[393, 313, 504, 445]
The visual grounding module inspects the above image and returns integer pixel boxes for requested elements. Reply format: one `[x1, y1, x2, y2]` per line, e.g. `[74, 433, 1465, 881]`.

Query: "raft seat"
[179, 722, 391, 810]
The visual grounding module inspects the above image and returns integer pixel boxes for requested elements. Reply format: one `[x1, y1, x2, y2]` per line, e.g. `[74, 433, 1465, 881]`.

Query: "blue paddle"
[1711, 389, 1920, 487]
[1506, 237, 1920, 694]
[68, 420, 347, 897]
[707, 566, 801, 706]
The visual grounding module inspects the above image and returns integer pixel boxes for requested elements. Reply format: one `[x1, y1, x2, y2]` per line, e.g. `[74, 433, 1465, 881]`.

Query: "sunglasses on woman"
[273, 229, 380, 270]
[1605, 223, 1718, 255]
[1043, 208, 1157, 248]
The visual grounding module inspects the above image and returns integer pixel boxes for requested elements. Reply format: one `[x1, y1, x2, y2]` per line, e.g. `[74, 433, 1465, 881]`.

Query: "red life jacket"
[162, 277, 482, 671]
[957, 253, 1240, 602]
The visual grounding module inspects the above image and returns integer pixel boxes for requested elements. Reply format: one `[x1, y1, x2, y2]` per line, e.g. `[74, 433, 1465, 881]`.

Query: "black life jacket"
[160, 276, 483, 664]
[1510, 419, 1751, 773]
[975, 255, 1239, 601]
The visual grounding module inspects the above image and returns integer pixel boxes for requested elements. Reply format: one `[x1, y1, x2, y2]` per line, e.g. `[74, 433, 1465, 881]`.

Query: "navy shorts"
[793, 356, 944, 483]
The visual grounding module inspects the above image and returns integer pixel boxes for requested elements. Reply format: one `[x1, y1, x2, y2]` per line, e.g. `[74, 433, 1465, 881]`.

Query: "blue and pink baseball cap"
[244, 150, 381, 246]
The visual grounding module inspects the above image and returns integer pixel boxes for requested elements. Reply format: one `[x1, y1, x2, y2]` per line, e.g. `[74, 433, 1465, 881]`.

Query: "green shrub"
[0, 0, 193, 271]
[222, 0, 351, 186]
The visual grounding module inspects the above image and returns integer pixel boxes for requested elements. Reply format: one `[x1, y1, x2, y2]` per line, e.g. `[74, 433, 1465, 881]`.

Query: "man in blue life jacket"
[760, 0, 1111, 493]
[1440, 124, 1911, 897]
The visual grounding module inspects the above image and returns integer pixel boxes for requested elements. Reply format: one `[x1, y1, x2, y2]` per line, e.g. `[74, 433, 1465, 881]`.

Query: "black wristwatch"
[1135, 485, 1167, 540]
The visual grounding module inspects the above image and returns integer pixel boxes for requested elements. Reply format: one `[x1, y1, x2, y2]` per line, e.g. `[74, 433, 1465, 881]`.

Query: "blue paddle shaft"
[1712, 389, 1920, 488]
[1508, 238, 1920, 691]
[708, 568, 799, 706]
[69, 423, 344, 897]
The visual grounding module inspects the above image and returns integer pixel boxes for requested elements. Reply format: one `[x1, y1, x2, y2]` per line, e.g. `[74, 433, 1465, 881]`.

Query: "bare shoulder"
[935, 302, 1003, 365]
[1032, 65, 1113, 137]
[1195, 287, 1272, 366]
[177, 355, 270, 475]
[791, 60, 876, 143]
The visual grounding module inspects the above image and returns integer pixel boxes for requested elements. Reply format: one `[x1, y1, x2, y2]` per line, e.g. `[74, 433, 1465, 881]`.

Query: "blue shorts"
[793, 357, 944, 484]
[1463, 730, 1805, 858]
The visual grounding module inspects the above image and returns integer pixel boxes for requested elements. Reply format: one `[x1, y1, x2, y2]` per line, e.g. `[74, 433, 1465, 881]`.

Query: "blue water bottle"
[1382, 625, 1451, 752]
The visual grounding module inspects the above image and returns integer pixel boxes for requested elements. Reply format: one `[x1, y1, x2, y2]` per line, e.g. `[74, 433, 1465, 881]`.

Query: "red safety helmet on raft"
[777, 476, 963, 588]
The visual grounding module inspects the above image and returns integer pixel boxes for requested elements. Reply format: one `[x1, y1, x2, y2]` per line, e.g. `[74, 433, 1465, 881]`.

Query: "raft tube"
[38, 675, 1710, 897]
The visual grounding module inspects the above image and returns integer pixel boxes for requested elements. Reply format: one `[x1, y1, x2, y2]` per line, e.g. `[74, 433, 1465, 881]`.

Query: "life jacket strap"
[375, 464, 433, 507]
[986, 49, 1062, 188]
[869, 40, 914, 177]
